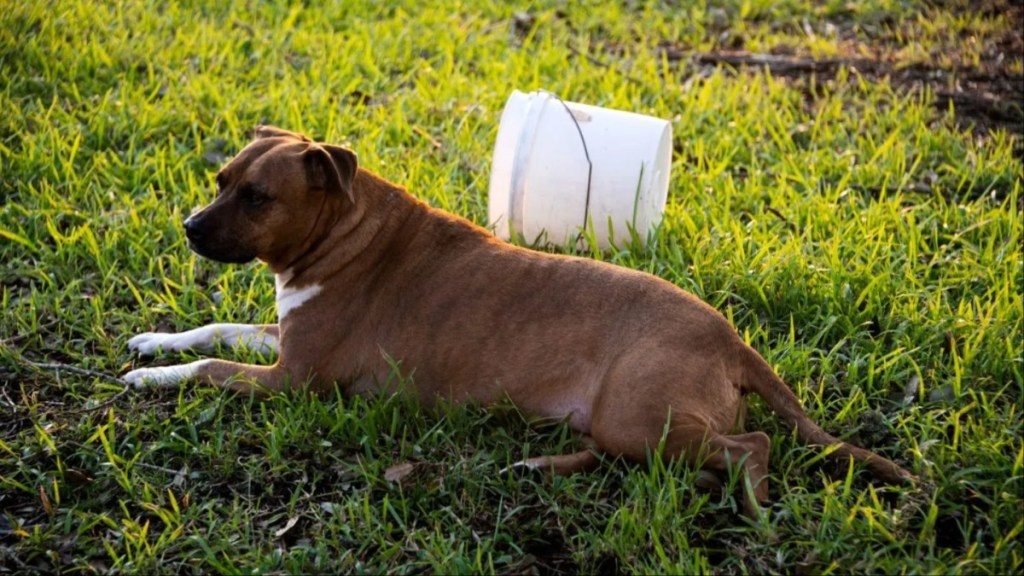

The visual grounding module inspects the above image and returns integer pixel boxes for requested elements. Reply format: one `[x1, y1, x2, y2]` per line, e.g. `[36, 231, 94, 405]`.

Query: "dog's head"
[183, 126, 358, 267]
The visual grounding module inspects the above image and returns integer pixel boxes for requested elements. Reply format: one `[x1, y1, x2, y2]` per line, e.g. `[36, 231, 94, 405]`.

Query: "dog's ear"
[303, 144, 358, 203]
[254, 125, 312, 142]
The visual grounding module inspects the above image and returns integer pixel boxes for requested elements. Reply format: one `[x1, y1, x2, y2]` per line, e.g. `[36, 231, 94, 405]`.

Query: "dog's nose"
[183, 216, 204, 240]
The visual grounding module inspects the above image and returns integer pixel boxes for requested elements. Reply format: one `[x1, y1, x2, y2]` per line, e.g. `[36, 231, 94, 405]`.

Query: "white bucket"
[488, 90, 673, 249]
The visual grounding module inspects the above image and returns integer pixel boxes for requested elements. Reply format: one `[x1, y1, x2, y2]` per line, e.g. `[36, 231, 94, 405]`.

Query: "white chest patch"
[275, 269, 323, 322]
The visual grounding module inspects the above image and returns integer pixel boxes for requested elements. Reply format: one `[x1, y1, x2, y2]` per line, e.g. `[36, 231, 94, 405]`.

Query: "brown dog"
[125, 126, 914, 516]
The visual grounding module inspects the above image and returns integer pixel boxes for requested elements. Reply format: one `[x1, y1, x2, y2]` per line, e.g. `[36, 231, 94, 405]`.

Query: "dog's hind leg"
[684, 424, 770, 518]
[650, 416, 771, 519]
[592, 402, 771, 518]
[129, 324, 279, 356]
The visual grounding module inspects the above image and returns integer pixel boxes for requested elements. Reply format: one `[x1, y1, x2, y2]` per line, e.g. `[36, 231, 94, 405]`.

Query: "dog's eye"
[240, 186, 272, 208]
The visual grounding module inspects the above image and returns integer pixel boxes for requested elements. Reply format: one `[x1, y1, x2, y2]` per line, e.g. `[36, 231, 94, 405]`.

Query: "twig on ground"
[0, 320, 60, 347]
[0, 385, 16, 407]
[4, 344, 120, 382]
[20, 361, 116, 381]
[61, 441, 195, 485]
[4, 348, 133, 413]
[133, 461, 189, 478]
[765, 205, 798, 232]
[63, 383, 133, 415]
[689, 51, 882, 76]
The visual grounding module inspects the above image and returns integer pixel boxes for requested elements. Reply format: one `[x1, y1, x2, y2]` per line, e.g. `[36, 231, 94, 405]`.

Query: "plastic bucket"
[488, 90, 672, 249]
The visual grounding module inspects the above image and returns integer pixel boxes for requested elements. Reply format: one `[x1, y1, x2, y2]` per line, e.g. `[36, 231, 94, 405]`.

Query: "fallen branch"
[686, 50, 882, 76]
[64, 383, 133, 415]
[4, 350, 132, 414]
[19, 360, 117, 382]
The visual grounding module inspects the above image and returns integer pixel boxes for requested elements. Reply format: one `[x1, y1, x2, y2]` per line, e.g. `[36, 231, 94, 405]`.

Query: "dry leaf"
[274, 516, 299, 538]
[384, 461, 417, 483]
[38, 485, 53, 516]
[64, 468, 93, 486]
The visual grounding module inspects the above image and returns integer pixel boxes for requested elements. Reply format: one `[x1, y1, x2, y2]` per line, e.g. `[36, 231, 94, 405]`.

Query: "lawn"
[1, 0, 1021, 573]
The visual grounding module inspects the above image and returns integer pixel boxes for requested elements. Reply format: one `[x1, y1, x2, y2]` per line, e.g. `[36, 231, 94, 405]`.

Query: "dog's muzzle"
[181, 212, 258, 264]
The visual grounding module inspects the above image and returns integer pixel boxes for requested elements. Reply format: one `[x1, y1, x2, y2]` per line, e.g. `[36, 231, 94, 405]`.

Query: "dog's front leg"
[129, 324, 279, 356]
[123, 359, 293, 395]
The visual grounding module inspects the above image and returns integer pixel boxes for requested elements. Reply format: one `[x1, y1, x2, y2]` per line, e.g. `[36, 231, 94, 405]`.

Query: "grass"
[1, 0, 1021, 573]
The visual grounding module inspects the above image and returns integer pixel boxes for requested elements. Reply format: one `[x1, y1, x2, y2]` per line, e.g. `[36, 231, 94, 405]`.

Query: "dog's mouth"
[186, 236, 258, 264]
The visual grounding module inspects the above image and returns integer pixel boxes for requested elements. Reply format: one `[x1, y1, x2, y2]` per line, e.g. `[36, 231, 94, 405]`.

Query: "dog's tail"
[740, 344, 915, 484]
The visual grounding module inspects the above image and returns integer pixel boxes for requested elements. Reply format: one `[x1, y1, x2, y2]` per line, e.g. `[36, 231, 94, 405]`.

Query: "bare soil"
[584, 1, 1024, 158]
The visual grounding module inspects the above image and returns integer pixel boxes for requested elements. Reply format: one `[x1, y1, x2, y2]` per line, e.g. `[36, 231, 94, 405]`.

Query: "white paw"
[122, 361, 206, 389]
[128, 332, 185, 356]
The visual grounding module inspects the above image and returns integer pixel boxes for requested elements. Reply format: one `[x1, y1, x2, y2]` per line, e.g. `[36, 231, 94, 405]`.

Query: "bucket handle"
[509, 90, 596, 248]
[546, 93, 595, 248]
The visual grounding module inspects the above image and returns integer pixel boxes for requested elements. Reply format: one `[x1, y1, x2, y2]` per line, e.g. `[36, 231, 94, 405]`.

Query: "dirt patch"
[576, 2, 1023, 158]
[684, 49, 1022, 150]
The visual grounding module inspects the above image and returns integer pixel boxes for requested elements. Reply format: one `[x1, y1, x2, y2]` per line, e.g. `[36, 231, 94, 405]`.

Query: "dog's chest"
[275, 269, 323, 322]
